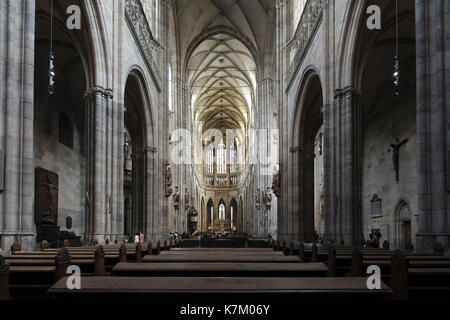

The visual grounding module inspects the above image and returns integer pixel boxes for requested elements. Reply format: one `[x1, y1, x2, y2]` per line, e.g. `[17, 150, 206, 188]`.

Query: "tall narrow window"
[217, 139, 226, 174]
[231, 206, 234, 228]
[210, 206, 214, 227]
[205, 142, 214, 174]
[230, 141, 238, 173]
[219, 202, 226, 220]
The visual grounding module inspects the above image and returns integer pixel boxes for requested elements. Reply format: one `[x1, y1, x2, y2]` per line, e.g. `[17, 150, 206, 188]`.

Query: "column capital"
[290, 146, 302, 153]
[144, 146, 157, 154]
[342, 86, 357, 97]
[275, 0, 286, 9]
[335, 86, 357, 99]
[84, 86, 114, 100]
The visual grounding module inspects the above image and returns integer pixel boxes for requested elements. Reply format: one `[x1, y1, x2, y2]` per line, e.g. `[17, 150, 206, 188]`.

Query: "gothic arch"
[230, 198, 238, 230]
[207, 198, 214, 230]
[291, 69, 324, 242]
[218, 198, 227, 219]
[34, 0, 94, 241]
[394, 199, 413, 249]
[123, 68, 156, 239]
[353, 0, 417, 250]
[126, 67, 155, 145]
[84, 0, 112, 87]
[291, 67, 323, 146]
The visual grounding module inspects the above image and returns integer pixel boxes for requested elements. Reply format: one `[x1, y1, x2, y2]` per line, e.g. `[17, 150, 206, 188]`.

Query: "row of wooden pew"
[48, 247, 392, 300]
[2, 238, 448, 300]
[0, 240, 172, 300]
[180, 238, 269, 248]
[274, 239, 450, 299]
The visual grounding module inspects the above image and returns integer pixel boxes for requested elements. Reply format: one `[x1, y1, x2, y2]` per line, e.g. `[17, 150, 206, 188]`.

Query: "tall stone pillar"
[415, 0, 450, 252]
[0, 0, 36, 251]
[331, 87, 362, 246]
[289, 147, 301, 241]
[84, 86, 114, 243]
[144, 147, 156, 239]
[275, 0, 289, 241]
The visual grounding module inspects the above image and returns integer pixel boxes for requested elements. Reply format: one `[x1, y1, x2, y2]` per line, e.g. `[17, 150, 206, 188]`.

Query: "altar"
[212, 218, 232, 232]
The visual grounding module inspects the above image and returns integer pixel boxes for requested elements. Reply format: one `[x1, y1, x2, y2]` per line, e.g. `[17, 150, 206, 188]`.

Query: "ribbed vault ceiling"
[188, 33, 256, 131]
[177, 0, 269, 133]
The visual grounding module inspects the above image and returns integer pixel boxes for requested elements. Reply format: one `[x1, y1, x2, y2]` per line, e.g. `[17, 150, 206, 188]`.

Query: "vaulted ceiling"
[188, 33, 255, 131]
[176, 0, 270, 133]
[176, 0, 269, 58]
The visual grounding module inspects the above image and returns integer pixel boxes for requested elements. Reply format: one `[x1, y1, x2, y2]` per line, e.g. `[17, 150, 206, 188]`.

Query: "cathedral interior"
[0, 0, 449, 303]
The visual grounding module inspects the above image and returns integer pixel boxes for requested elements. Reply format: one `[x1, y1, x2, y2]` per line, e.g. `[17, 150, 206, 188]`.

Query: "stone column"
[144, 147, 156, 239]
[289, 147, 301, 241]
[0, 0, 36, 251]
[275, 0, 289, 241]
[84, 87, 114, 243]
[330, 87, 362, 246]
[415, 0, 450, 252]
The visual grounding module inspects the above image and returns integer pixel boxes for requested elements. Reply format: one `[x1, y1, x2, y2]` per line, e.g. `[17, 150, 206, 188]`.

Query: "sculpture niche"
[272, 168, 281, 198]
[187, 206, 198, 236]
[264, 187, 272, 210]
[165, 163, 173, 197]
[255, 188, 260, 210]
[173, 186, 180, 210]
[185, 188, 190, 211]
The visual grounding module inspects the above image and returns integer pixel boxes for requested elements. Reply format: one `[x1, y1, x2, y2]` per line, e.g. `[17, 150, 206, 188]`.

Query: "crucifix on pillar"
[388, 137, 409, 183]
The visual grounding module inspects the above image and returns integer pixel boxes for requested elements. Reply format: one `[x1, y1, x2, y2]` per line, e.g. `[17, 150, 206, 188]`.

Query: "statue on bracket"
[173, 186, 180, 210]
[272, 168, 281, 198]
[264, 187, 272, 210]
[165, 163, 173, 197]
[255, 188, 260, 210]
[184, 188, 190, 211]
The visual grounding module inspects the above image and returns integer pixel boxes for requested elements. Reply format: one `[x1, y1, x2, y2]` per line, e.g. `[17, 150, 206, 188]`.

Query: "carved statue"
[173, 186, 180, 210]
[185, 188, 190, 211]
[264, 187, 272, 209]
[255, 188, 260, 210]
[165, 163, 173, 197]
[35, 169, 59, 229]
[388, 137, 409, 182]
[272, 168, 281, 198]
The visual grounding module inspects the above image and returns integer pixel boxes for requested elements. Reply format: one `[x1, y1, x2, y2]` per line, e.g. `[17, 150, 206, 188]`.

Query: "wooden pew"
[142, 254, 301, 263]
[158, 250, 284, 256]
[195, 238, 247, 248]
[8, 246, 119, 274]
[0, 255, 11, 300]
[170, 248, 273, 252]
[112, 262, 329, 277]
[387, 250, 450, 300]
[48, 276, 392, 300]
[7, 248, 71, 299]
[135, 243, 143, 263]
[41, 241, 168, 262]
[247, 239, 269, 248]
